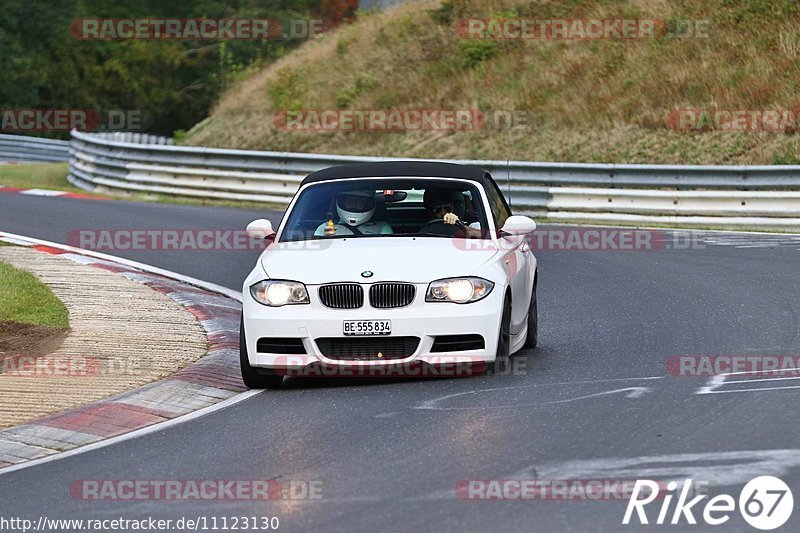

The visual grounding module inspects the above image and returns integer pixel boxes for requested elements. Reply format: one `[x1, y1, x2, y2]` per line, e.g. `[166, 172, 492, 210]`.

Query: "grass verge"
[0, 163, 82, 192]
[0, 163, 283, 210]
[0, 260, 69, 329]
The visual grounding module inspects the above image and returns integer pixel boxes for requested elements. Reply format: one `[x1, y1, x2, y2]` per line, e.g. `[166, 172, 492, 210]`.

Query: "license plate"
[343, 320, 391, 336]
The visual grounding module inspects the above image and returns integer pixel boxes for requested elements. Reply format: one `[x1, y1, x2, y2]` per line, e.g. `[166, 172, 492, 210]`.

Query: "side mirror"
[246, 219, 276, 240]
[500, 215, 537, 236]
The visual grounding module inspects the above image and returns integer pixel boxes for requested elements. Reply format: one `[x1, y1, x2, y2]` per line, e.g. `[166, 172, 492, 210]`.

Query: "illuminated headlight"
[425, 277, 494, 304]
[250, 280, 309, 307]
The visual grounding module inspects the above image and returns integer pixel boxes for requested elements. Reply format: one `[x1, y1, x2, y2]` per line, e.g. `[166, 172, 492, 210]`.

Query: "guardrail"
[68, 129, 800, 231]
[0, 134, 70, 163]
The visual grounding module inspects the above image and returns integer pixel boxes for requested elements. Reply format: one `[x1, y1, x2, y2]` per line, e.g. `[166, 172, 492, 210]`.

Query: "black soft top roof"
[300, 161, 493, 187]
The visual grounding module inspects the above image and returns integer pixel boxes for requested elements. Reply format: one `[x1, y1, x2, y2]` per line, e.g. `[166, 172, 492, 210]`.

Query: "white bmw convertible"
[240, 161, 538, 388]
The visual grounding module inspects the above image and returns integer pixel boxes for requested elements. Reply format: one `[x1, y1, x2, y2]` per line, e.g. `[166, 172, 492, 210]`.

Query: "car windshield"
[279, 178, 490, 242]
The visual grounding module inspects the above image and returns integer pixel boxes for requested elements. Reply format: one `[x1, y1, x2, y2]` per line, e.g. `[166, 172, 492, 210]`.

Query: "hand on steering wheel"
[419, 217, 468, 236]
[439, 215, 467, 230]
[443, 213, 460, 225]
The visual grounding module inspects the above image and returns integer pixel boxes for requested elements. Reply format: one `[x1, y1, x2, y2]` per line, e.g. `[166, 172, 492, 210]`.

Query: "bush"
[772, 153, 800, 165]
[430, 0, 454, 26]
[458, 40, 498, 68]
[267, 68, 309, 110]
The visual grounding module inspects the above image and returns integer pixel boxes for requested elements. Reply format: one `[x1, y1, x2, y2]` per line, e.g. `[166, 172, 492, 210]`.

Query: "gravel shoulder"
[0, 246, 208, 429]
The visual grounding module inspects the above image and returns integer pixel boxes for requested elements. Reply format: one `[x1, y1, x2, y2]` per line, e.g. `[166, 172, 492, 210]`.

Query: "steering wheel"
[419, 218, 468, 237]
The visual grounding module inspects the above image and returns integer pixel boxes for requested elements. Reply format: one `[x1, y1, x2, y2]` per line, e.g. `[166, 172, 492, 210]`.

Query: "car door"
[484, 177, 533, 334]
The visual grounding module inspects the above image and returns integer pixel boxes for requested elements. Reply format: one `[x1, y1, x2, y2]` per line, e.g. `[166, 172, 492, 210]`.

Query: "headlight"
[425, 277, 494, 304]
[250, 280, 309, 307]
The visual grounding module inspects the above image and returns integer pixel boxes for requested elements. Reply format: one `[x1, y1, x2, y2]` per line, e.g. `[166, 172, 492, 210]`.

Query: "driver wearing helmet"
[314, 190, 393, 237]
[422, 189, 482, 237]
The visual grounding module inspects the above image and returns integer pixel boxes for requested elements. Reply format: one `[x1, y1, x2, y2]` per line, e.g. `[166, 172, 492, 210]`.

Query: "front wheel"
[488, 296, 511, 375]
[240, 316, 283, 389]
[522, 287, 538, 349]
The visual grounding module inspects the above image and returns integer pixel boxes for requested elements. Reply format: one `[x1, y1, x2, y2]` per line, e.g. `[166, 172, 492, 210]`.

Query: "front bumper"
[242, 282, 503, 372]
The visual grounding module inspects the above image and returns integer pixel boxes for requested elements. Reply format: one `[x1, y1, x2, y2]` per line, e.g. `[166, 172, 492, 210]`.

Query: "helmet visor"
[337, 192, 375, 213]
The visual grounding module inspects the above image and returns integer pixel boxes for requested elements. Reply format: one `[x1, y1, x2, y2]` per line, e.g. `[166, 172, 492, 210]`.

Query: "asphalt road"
[2, 193, 799, 532]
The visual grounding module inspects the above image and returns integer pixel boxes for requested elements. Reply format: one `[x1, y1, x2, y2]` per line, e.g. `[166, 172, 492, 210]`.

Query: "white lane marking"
[534, 387, 651, 404]
[415, 377, 661, 410]
[696, 375, 726, 394]
[0, 390, 264, 476]
[0, 231, 241, 301]
[695, 385, 800, 394]
[552, 222, 800, 238]
[509, 449, 800, 489]
[18, 189, 67, 197]
[701, 385, 800, 395]
[320, 448, 800, 503]
[696, 367, 800, 395]
[725, 376, 800, 385]
[696, 367, 800, 394]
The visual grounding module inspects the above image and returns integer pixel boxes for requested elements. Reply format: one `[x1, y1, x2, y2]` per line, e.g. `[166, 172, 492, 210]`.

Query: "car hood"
[260, 237, 500, 284]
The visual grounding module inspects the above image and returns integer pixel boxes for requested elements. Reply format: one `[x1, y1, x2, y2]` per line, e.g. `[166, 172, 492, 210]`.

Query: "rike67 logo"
[624, 476, 793, 530]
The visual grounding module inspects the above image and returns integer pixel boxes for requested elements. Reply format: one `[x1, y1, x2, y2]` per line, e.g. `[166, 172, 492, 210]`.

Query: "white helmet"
[336, 190, 375, 226]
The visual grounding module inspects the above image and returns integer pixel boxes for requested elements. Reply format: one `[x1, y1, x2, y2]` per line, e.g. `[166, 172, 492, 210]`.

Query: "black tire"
[239, 316, 283, 389]
[488, 296, 511, 375]
[522, 287, 538, 349]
